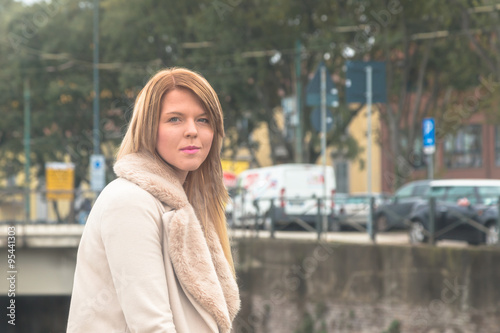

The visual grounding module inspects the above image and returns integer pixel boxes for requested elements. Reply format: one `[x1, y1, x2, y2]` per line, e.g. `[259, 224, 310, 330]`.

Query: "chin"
[182, 164, 204, 172]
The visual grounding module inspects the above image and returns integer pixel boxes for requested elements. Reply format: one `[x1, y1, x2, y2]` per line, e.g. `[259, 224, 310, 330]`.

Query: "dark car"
[408, 179, 500, 245]
[374, 180, 431, 231]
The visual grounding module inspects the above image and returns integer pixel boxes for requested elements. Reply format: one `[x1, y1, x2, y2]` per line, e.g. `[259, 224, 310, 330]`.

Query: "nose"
[184, 119, 198, 138]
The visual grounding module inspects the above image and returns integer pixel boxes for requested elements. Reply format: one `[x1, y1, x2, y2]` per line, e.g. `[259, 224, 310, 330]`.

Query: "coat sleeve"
[100, 187, 177, 333]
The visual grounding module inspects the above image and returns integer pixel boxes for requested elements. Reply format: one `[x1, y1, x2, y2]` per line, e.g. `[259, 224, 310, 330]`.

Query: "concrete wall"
[0, 247, 77, 296]
[234, 239, 500, 333]
[3, 238, 500, 332]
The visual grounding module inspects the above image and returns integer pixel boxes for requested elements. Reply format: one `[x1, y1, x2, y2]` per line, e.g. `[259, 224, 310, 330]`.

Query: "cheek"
[157, 126, 172, 148]
[206, 131, 215, 147]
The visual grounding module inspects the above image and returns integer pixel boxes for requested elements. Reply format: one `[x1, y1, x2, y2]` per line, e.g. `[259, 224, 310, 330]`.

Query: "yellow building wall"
[221, 110, 277, 169]
[348, 106, 382, 194]
[221, 105, 383, 195]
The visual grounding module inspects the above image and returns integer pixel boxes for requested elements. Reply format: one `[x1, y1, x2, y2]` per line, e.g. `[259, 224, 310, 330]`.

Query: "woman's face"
[156, 88, 214, 181]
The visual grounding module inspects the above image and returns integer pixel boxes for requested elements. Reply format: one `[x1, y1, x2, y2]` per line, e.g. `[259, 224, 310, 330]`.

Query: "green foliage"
[1, 0, 500, 188]
[294, 305, 328, 333]
[382, 319, 401, 333]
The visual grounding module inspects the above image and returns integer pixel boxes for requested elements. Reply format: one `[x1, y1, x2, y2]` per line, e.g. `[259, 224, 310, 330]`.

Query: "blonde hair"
[117, 67, 234, 276]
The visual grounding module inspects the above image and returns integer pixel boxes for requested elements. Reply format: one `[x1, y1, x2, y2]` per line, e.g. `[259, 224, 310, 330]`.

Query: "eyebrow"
[162, 111, 208, 117]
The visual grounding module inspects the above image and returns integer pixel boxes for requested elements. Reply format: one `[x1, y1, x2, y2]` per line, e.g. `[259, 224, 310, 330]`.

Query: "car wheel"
[409, 220, 427, 244]
[376, 214, 388, 232]
[485, 223, 499, 245]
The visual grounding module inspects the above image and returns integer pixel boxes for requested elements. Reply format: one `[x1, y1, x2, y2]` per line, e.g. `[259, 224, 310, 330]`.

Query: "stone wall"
[233, 238, 500, 333]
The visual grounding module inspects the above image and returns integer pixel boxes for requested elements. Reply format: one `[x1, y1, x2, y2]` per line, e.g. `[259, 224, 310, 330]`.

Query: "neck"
[174, 169, 188, 184]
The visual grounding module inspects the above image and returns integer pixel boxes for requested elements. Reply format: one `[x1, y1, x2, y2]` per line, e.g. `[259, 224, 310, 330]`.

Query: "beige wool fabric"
[67, 152, 240, 333]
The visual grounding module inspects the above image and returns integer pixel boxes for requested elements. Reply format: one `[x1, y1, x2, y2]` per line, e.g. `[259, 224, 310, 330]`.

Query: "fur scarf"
[113, 152, 240, 332]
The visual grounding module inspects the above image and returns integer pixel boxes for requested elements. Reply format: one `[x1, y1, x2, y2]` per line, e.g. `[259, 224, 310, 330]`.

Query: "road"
[229, 229, 470, 247]
[0, 224, 470, 248]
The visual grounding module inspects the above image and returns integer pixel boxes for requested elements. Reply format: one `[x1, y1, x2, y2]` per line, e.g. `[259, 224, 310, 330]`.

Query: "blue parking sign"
[422, 118, 435, 154]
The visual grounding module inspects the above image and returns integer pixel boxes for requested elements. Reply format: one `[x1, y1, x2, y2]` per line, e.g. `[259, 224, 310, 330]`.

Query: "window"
[444, 125, 482, 168]
[430, 186, 448, 199]
[431, 186, 477, 203]
[477, 186, 500, 205]
[395, 184, 414, 197]
[445, 186, 477, 204]
[413, 184, 430, 196]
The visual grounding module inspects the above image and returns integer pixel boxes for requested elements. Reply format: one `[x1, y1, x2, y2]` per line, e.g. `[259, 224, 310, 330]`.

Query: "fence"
[230, 194, 378, 241]
[4, 188, 500, 247]
[230, 194, 500, 246]
[0, 189, 98, 225]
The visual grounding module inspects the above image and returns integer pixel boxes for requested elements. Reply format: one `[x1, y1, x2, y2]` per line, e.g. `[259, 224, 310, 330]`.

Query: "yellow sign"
[221, 160, 250, 175]
[46, 162, 75, 200]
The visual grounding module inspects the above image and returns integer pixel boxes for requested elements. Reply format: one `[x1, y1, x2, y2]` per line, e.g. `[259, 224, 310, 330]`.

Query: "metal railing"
[0, 189, 98, 225]
[232, 195, 375, 241]
[230, 194, 500, 246]
[411, 197, 500, 246]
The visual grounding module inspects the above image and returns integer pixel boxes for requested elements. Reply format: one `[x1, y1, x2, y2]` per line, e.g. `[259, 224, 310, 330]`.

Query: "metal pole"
[369, 196, 376, 242]
[320, 65, 328, 238]
[24, 79, 31, 224]
[93, 0, 100, 154]
[295, 39, 302, 163]
[497, 195, 500, 246]
[270, 199, 275, 239]
[429, 197, 436, 245]
[316, 198, 322, 241]
[427, 153, 434, 180]
[366, 66, 373, 239]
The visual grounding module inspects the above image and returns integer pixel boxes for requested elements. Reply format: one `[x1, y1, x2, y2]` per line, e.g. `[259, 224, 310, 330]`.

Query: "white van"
[231, 164, 336, 230]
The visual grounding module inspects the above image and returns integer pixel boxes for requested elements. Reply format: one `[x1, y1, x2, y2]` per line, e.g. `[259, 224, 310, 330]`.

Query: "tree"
[1, 0, 497, 197]
[339, 0, 488, 189]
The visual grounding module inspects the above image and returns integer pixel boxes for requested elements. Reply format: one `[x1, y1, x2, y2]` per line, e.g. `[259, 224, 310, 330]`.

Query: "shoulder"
[93, 178, 169, 233]
[99, 178, 159, 203]
[97, 178, 167, 214]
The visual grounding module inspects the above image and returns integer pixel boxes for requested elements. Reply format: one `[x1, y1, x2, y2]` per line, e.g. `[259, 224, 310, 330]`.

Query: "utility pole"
[295, 39, 302, 163]
[24, 79, 31, 223]
[366, 65, 374, 242]
[320, 65, 328, 238]
[93, 0, 100, 155]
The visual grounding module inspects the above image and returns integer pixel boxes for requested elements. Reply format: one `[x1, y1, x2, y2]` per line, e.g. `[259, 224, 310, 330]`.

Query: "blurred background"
[2, 0, 500, 332]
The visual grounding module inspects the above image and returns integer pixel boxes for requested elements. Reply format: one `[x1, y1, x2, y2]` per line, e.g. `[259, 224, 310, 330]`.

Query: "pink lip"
[181, 146, 200, 154]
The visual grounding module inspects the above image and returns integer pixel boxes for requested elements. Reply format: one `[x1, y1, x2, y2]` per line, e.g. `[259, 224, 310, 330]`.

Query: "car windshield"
[430, 185, 500, 205]
[445, 186, 476, 203]
[429, 186, 473, 203]
[395, 184, 413, 197]
[429, 186, 447, 199]
[477, 186, 500, 205]
[430, 186, 477, 204]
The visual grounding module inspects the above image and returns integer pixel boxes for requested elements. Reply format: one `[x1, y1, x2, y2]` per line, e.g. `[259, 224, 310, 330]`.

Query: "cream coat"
[67, 153, 240, 333]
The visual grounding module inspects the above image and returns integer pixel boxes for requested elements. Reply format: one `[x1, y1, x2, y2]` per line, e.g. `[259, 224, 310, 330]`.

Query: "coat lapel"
[114, 153, 240, 332]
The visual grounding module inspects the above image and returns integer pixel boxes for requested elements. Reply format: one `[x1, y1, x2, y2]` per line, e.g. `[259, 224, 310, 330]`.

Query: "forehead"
[161, 88, 207, 112]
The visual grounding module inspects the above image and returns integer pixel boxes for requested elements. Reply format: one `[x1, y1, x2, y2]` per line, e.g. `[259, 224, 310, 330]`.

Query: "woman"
[67, 68, 240, 332]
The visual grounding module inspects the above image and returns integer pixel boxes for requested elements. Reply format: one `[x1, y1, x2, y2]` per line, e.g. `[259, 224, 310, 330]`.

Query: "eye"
[198, 117, 210, 124]
[167, 117, 180, 123]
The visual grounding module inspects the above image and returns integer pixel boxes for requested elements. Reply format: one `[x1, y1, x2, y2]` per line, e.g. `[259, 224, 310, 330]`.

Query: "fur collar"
[114, 152, 240, 332]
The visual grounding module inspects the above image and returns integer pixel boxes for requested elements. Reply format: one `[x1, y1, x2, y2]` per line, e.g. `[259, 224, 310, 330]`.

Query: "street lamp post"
[93, 0, 100, 155]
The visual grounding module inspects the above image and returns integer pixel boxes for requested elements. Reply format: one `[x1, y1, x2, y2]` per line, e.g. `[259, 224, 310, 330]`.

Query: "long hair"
[117, 67, 234, 276]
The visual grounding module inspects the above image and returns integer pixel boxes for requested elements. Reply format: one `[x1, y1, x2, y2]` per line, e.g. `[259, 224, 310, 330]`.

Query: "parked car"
[408, 179, 500, 245]
[232, 164, 336, 230]
[335, 193, 391, 231]
[374, 180, 432, 231]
